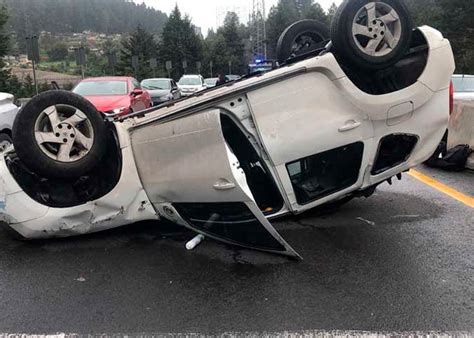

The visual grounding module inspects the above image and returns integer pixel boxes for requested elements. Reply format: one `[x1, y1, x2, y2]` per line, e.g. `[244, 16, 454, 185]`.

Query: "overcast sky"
[137, 0, 342, 34]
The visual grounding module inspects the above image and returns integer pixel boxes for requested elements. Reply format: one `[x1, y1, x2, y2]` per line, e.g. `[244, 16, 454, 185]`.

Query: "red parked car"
[72, 76, 152, 116]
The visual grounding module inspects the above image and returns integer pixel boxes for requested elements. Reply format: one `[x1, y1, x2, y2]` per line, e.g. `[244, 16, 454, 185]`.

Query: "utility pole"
[107, 51, 117, 76]
[75, 47, 86, 79]
[26, 36, 40, 95]
[132, 55, 139, 78]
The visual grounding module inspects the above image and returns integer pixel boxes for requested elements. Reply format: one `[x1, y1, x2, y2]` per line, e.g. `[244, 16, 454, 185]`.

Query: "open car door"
[130, 109, 300, 258]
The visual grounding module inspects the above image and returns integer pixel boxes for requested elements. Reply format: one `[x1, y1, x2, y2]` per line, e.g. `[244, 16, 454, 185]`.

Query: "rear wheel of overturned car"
[276, 19, 330, 64]
[331, 0, 413, 70]
[12, 90, 107, 178]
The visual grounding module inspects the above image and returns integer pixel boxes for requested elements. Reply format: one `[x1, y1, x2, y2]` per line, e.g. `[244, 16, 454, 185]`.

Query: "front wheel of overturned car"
[331, 0, 413, 70]
[12, 90, 107, 179]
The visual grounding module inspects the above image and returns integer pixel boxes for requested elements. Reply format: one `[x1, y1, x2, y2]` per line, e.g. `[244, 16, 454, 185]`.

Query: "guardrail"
[449, 100, 474, 169]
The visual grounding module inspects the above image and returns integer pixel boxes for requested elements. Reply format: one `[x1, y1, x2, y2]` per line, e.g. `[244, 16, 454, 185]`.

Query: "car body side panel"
[246, 72, 373, 166]
[246, 71, 374, 212]
[368, 89, 449, 183]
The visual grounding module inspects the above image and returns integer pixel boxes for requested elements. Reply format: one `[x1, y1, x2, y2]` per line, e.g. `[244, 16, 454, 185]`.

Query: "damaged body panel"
[0, 126, 158, 239]
[0, 27, 455, 258]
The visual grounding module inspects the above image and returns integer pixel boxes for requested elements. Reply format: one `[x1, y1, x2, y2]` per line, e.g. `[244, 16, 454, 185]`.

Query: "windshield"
[73, 80, 128, 96]
[179, 77, 202, 86]
[452, 76, 474, 93]
[141, 79, 171, 90]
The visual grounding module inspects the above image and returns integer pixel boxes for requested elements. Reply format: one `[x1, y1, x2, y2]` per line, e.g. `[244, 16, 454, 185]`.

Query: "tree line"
[0, 0, 168, 52]
[116, 2, 332, 80]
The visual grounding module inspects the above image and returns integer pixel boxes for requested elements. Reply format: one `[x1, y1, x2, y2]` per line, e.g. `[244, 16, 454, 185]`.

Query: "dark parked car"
[141, 78, 181, 106]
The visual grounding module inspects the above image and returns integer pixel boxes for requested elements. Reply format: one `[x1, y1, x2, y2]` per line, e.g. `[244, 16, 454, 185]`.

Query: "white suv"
[0, 93, 19, 152]
[178, 75, 206, 96]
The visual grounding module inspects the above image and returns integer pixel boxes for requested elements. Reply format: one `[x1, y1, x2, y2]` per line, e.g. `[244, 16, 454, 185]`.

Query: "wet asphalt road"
[0, 166, 472, 334]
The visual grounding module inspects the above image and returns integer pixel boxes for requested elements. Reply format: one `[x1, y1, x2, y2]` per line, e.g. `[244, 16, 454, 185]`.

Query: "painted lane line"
[408, 169, 474, 208]
[0, 331, 473, 338]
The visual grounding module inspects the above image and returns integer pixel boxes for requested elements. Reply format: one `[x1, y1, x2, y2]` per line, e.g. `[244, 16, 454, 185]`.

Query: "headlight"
[113, 107, 127, 114]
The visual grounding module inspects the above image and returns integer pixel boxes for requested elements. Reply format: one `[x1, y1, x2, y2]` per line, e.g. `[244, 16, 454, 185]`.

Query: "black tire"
[0, 133, 13, 152]
[12, 90, 107, 178]
[331, 0, 413, 70]
[276, 19, 330, 64]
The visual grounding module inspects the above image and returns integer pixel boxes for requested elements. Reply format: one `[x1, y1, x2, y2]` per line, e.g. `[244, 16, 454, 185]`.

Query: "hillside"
[1, 0, 167, 50]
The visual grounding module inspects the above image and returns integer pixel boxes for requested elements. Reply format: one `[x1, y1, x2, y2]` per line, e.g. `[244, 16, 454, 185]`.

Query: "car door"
[247, 70, 374, 213]
[130, 108, 300, 258]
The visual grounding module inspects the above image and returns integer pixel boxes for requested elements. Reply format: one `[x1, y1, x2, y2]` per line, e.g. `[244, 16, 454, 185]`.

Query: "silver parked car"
[178, 75, 206, 96]
[0, 93, 19, 152]
[141, 78, 181, 106]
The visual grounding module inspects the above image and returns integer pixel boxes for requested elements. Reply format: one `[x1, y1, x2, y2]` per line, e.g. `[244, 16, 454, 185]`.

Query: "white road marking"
[1, 331, 472, 338]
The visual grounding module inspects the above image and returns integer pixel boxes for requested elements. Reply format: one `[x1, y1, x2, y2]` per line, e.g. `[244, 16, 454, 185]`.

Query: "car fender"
[328, 26, 455, 123]
[1, 123, 158, 239]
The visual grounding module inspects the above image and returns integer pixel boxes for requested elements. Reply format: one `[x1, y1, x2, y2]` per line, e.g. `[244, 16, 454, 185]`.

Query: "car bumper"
[151, 97, 171, 105]
[0, 124, 158, 239]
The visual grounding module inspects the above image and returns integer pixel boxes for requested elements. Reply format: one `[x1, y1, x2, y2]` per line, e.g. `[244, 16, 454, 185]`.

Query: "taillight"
[449, 81, 454, 115]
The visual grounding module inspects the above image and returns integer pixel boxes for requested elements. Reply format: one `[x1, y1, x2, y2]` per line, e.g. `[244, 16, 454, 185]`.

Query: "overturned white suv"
[0, 0, 454, 258]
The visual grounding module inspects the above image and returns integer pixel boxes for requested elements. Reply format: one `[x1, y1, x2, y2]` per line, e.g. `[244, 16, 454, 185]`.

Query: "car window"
[132, 79, 141, 90]
[286, 142, 364, 205]
[178, 77, 202, 86]
[141, 79, 171, 90]
[72, 81, 128, 96]
[452, 76, 474, 92]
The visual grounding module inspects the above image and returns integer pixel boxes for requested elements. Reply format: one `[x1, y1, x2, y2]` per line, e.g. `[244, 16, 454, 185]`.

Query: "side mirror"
[131, 89, 143, 96]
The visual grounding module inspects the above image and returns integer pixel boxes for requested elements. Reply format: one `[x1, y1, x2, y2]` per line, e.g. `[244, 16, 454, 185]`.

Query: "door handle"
[338, 120, 361, 132]
[213, 179, 236, 190]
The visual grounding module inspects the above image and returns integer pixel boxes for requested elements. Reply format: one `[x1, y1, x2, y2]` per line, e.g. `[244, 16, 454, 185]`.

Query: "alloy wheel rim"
[33, 104, 94, 163]
[352, 2, 402, 57]
[290, 31, 326, 58]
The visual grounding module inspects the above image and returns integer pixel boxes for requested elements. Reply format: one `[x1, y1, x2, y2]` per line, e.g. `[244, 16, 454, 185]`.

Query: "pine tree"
[0, 5, 12, 92]
[117, 25, 159, 80]
[158, 5, 203, 79]
[222, 12, 246, 75]
[435, 0, 474, 73]
[203, 32, 230, 77]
